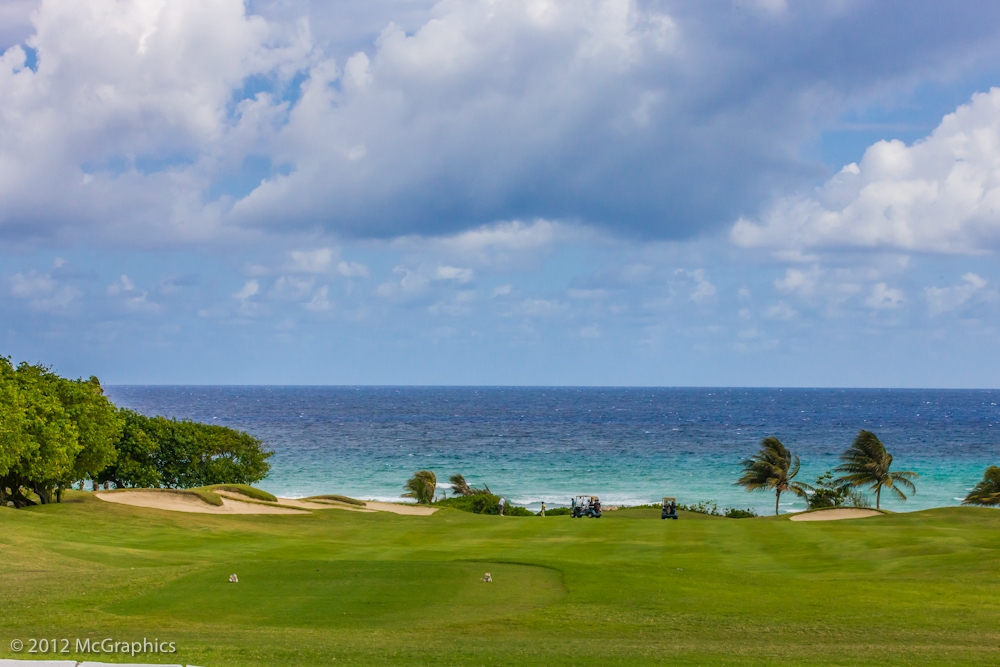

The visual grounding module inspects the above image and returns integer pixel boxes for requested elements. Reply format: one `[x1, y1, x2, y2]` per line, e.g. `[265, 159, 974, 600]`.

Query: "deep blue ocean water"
[103, 387, 1000, 514]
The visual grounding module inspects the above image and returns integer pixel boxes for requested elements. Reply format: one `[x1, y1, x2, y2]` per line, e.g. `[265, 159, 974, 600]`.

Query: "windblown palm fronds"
[403, 470, 437, 504]
[448, 473, 491, 497]
[963, 466, 1000, 506]
[834, 430, 917, 510]
[735, 436, 809, 515]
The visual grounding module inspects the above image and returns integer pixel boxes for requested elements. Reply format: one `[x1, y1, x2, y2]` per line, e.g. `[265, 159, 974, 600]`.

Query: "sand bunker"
[96, 490, 437, 516]
[364, 501, 437, 516]
[790, 508, 883, 522]
[96, 490, 307, 515]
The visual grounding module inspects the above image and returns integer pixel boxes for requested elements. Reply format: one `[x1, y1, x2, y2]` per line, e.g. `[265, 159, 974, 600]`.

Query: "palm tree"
[963, 466, 1000, 506]
[735, 437, 809, 515]
[448, 473, 491, 497]
[403, 470, 437, 504]
[449, 473, 472, 496]
[834, 430, 917, 510]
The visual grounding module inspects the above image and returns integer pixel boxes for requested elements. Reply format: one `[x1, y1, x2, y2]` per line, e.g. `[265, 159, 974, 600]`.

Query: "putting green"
[113, 560, 565, 629]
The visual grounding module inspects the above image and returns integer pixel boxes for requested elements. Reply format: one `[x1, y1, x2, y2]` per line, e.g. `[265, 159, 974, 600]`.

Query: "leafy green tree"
[736, 436, 809, 515]
[834, 430, 917, 510]
[144, 417, 272, 488]
[2, 363, 81, 505]
[962, 466, 1000, 506]
[97, 409, 162, 489]
[0, 358, 28, 505]
[403, 470, 437, 504]
[53, 375, 122, 499]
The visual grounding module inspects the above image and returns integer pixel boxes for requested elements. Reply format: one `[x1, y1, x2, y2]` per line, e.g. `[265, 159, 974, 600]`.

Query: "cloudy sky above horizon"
[3, 0, 1000, 386]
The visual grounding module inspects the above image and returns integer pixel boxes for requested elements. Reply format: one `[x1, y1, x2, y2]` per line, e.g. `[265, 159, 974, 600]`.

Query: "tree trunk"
[775, 489, 781, 515]
[876, 487, 881, 510]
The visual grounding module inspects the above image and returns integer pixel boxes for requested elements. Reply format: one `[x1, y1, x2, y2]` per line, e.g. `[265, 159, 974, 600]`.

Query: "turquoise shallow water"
[104, 386, 1000, 514]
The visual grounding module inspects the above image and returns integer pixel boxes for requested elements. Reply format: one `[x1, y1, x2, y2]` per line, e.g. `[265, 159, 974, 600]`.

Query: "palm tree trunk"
[876, 487, 881, 510]
[775, 489, 781, 516]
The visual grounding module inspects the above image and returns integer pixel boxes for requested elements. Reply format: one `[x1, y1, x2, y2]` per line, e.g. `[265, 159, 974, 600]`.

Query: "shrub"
[435, 493, 532, 516]
[679, 501, 759, 518]
[724, 507, 758, 518]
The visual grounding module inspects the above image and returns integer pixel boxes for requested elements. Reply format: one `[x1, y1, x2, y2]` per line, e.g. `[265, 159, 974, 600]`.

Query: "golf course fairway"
[2, 493, 1000, 666]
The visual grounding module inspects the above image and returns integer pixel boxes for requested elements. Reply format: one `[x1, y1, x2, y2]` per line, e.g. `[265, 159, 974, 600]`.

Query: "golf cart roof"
[575, 495, 600, 500]
[662, 497, 676, 502]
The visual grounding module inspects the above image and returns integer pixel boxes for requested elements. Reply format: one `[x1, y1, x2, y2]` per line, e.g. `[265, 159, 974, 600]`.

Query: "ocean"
[104, 386, 1000, 514]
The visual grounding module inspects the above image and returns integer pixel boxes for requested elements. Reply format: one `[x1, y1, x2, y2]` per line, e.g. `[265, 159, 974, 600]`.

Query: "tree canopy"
[834, 430, 917, 510]
[735, 436, 809, 515]
[0, 357, 272, 507]
[962, 466, 1000, 507]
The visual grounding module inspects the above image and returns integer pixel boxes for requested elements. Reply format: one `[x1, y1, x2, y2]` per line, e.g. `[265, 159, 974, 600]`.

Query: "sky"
[3, 0, 1000, 386]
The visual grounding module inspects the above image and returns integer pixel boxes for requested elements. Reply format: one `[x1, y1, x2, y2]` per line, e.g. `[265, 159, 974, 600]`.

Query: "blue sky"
[3, 0, 1000, 386]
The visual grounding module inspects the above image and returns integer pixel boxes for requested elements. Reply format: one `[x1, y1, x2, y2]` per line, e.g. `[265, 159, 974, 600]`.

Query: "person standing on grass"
[498, 496, 506, 516]
[540, 502, 546, 517]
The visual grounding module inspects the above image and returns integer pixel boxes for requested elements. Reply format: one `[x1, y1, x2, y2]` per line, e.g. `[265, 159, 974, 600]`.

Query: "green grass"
[202, 484, 278, 502]
[2, 492, 1000, 666]
[305, 494, 366, 506]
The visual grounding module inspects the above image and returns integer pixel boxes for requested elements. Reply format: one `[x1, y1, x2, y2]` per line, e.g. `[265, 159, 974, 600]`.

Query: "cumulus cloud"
[9, 269, 81, 313]
[733, 88, 1000, 254]
[864, 283, 905, 310]
[925, 273, 989, 315]
[4, 0, 1000, 246]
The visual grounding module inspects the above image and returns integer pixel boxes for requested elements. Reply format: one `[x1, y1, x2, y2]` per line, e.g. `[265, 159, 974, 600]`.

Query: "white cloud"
[864, 283, 905, 310]
[3, 0, 999, 250]
[925, 272, 988, 315]
[674, 269, 716, 303]
[435, 265, 474, 283]
[233, 279, 259, 300]
[106, 274, 135, 295]
[337, 261, 369, 278]
[289, 249, 335, 273]
[269, 275, 314, 300]
[9, 269, 80, 313]
[491, 284, 512, 297]
[763, 302, 797, 320]
[10, 270, 56, 298]
[733, 88, 1000, 255]
[303, 285, 332, 312]
[775, 267, 821, 297]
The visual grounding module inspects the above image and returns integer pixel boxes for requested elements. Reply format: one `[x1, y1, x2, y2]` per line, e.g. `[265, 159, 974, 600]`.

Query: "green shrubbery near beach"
[435, 492, 534, 516]
[0, 357, 271, 507]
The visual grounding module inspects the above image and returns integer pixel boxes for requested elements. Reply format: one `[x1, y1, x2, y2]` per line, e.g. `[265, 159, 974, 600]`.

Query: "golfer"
[498, 496, 506, 516]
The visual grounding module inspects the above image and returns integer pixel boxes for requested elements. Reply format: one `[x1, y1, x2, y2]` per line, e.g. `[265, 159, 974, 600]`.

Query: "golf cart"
[661, 497, 678, 520]
[571, 495, 602, 518]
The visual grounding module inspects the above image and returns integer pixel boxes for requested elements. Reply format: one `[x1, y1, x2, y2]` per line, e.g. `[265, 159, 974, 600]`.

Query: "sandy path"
[96, 491, 307, 515]
[790, 508, 883, 522]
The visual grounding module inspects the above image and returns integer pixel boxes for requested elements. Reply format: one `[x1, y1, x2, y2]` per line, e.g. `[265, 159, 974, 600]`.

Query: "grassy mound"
[202, 484, 278, 502]
[306, 494, 367, 506]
